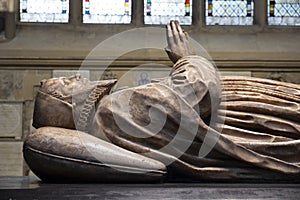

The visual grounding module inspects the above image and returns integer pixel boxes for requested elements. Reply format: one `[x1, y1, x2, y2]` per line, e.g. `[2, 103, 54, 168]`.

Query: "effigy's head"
[33, 74, 117, 131]
[39, 74, 88, 103]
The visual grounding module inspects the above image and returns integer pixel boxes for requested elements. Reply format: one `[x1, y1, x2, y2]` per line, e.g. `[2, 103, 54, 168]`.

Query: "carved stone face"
[33, 74, 117, 130]
[40, 74, 93, 99]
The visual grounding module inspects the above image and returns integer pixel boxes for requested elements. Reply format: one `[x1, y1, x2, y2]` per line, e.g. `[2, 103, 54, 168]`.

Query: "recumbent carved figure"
[23, 21, 300, 183]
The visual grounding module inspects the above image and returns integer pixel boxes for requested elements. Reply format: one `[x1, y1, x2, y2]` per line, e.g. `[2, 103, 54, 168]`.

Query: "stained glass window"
[268, 0, 300, 26]
[144, 0, 192, 25]
[83, 0, 132, 24]
[206, 0, 254, 25]
[20, 0, 69, 23]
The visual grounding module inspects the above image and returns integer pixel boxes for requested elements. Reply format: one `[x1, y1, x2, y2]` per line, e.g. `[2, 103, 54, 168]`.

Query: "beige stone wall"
[0, 70, 52, 176]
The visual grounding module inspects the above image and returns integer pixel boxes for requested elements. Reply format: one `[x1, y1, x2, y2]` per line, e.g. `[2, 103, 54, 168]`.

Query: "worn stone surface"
[19, 70, 52, 101]
[0, 71, 16, 100]
[253, 71, 300, 84]
[0, 102, 22, 138]
[220, 71, 251, 77]
[0, 70, 51, 101]
[0, 142, 23, 176]
[53, 70, 90, 79]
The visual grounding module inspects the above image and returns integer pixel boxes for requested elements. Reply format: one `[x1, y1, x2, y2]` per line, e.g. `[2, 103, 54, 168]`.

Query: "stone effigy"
[23, 21, 300, 183]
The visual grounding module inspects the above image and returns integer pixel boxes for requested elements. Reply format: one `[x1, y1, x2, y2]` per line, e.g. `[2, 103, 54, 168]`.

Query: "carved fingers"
[165, 20, 194, 64]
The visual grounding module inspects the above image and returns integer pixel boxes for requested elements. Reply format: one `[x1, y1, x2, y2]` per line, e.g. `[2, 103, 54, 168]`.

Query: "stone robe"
[92, 55, 300, 181]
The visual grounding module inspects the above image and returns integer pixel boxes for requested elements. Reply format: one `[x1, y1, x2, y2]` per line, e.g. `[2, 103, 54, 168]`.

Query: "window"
[18, 0, 300, 27]
[206, 0, 254, 25]
[20, 0, 69, 23]
[83, 0, 132, 24]
[144, 0, 192, 25]
[268, 0, 300, 26]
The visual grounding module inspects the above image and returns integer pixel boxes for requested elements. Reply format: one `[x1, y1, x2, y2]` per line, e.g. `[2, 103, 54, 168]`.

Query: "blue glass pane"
[206, 0, 254, 25]
[144, 0, 192, 25]
[83, 0, 131, 24]
[20, 0, 69, 23]
[268, 0, 300, 26]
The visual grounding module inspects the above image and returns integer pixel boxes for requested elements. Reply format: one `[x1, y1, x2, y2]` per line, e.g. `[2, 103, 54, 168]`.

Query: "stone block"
[0, 102, 22, 139]
[0, 141, 23, 176]
[0, 70, 52, 101]
[0, 70, 14, 100]
[220, 71, 252, 77]
[252, 72, 300, 84]
[19, 70, 52, 101]
[53, 70, 90, 79]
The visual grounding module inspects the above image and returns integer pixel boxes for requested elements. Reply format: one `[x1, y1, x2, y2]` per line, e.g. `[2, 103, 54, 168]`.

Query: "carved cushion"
[24, 127, 166, 183]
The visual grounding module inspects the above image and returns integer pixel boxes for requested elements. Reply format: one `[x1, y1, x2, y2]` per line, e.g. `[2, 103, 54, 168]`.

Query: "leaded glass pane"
[206, 0, 254, 25]
[83, 0, 132, 24]
[268, 0, 300, 26]
[20, 0, 69, 23]
[144, 0, 192, 25]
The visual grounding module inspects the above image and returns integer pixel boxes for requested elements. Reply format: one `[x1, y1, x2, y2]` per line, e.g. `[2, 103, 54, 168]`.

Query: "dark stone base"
[0, 176, 299, 199]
